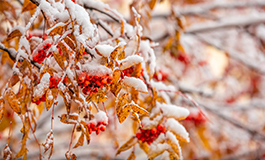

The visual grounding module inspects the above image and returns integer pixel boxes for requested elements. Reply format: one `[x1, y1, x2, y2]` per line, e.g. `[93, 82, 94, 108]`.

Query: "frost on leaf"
[123, 76, 148, 93]
[5, 88, 21, 114]
[165, 118, 190, 143]
[119, 55, 143, 70]
[116, 136, 137, 156]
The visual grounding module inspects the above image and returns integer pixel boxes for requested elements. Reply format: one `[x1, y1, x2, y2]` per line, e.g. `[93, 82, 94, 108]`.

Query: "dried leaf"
[112, 69, 121, 84]
[59, 114, 78, 124]
[138, 141, 149, 154]
[167, 139, 181, 159]
[64, 36, 75, 51]
[4, 145, 12, 160]
[5, 88, 21, 114]
[22, 0, 36, 13]
[0, 98, 5, 123]
[73, 133, 84, 148]
[149, 0, 157, 9]
[167, 150, 180, 160]
[15, 123, 30, 159]
[53, 51, 65, 69]
[110, 81, 122, 97]
[6, 29, 22, 42]
[117, 104, 131, 123]
[148, 148, 165, 160]
[58, 42, 69, 61]
[46, 89, 54, 111]
[131, 103, 148, 115]
[131, 112, 140, 124]
[48, 24, 65, 36]
[116, 136, 137, 156]
[80, 120, 90, 144]
[127, 151, 136, 160]
[132, 63, 141, 78]
[0, 1, 16, 19]
[86, 90, 107, 104]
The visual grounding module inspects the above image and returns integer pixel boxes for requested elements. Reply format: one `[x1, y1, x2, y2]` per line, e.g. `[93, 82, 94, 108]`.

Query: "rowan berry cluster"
[78, 72, 113, 95]
[33, 43, 63, 64]
[33, 43, 52, 63]
[185, 112, 206, 126]
[50, 74, 61, 89]
[32, 93, 46, 105]
[86, 120, 108, 135]
[136, 124, 166, 145]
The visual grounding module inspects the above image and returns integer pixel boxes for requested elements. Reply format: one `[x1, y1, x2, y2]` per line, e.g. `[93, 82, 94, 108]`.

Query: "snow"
[33, 73, 50, 98]
[82, 61, 112, 75]
[148, 143, 170, 157]
[141, 114, 163, 130]
[157, 102, 190, 120]
[166, 131, 183, 160]
[122, 76, 148, 93]
[119, 55, 143, 70]
[90, 110, 108, 124]
[165, 118, 190, 143]
[95, 44, 115, 58]
[139, 40, 156, 76]
[65, 0, 96, 45]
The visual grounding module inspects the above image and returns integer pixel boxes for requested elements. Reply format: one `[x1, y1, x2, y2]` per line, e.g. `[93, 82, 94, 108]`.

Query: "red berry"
[100, 125, 106, 131]
[136, 132, 142, 139]
[96, 128, 101, 135]
[151, 128, 157, 135]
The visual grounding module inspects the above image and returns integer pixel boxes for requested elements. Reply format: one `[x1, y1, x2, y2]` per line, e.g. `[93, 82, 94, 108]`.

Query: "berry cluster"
[33, 43, 52, 63]
[185, 112, 206, 126]
[33, 43, 63, 64]
[86, 121, 107, 135]
[136, 124, 166, 145]
[122, 66, 145, 82]
[78, 72, 113, 95]
[32, 93, 46, 105]
[50, 74, 61, 89]
[153, 69, 169, 81]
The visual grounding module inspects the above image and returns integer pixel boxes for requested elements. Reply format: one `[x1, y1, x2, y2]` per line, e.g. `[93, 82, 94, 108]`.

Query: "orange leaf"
[6, 29, 22, 42]
[73, 133, 84, 148]
[149, 0, 157, 9]
[5, 88, 21, 114]
[117, 104, 131, 123]
[22, 0, 36, 13]
[64, 36, 76, 51]
[53, 51, 65, 69]
[0, 98, 5, 123]
[131, 103, 148, 115]
[48, 25, 65, 36]
[138, 141, 149, 154]
[58, 42, 69, 61]
[59, 114, 78, 124]
[127, 151, 136, 160]
[46, 89, 54, 111]
[116, 136, 137, 156]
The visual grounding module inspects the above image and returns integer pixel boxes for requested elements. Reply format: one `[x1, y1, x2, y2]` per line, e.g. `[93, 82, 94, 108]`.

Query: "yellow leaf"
[116, 136, 137, 156]
[73, 133, 84, 148]
[6, 29, 22, 42]
[112, 69, 121, 84]
[167, 150, 180, 160]
[132, 63, 141, 78]
[138, 141, 149, 154]
[131, 112, 140, 124]
[149, 0, 157, 9]
[117, 104, 131, 123]
[58, 42, 69, 61]
[53, 51, 65, 69]
[5, 88, 21, 114]
[120, 20, 125, 35]
[131, 103, 148, 115]
[127, 151, 136, 160]
[110, 81, 122, 97]
[46, 89, 54, 111]
[64, 36, 76, 51]
[22, 0, 36, 13]
[48, 25, 65, 36]
[148, 149, 165, 160]
[0, 98, 5, 123]
[59, 114, 78, 124]
[86, 90, 107, 104]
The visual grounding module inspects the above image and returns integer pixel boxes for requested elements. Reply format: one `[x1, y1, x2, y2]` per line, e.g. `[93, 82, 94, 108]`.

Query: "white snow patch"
[165, 118, 189, 142]
[95, 44, 114, 58]
[123, 76, 148, 93]
[119, 55, 143, 70]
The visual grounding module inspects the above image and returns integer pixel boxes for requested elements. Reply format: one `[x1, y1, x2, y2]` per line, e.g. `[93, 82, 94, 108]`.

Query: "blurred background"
[1, 0, 265, 159]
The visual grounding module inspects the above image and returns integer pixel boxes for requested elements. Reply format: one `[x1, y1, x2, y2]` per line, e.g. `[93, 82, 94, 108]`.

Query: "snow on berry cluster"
[136, 124, 166, 145]
[78, 71, 113, 95]
[86, 111, 108, 135]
